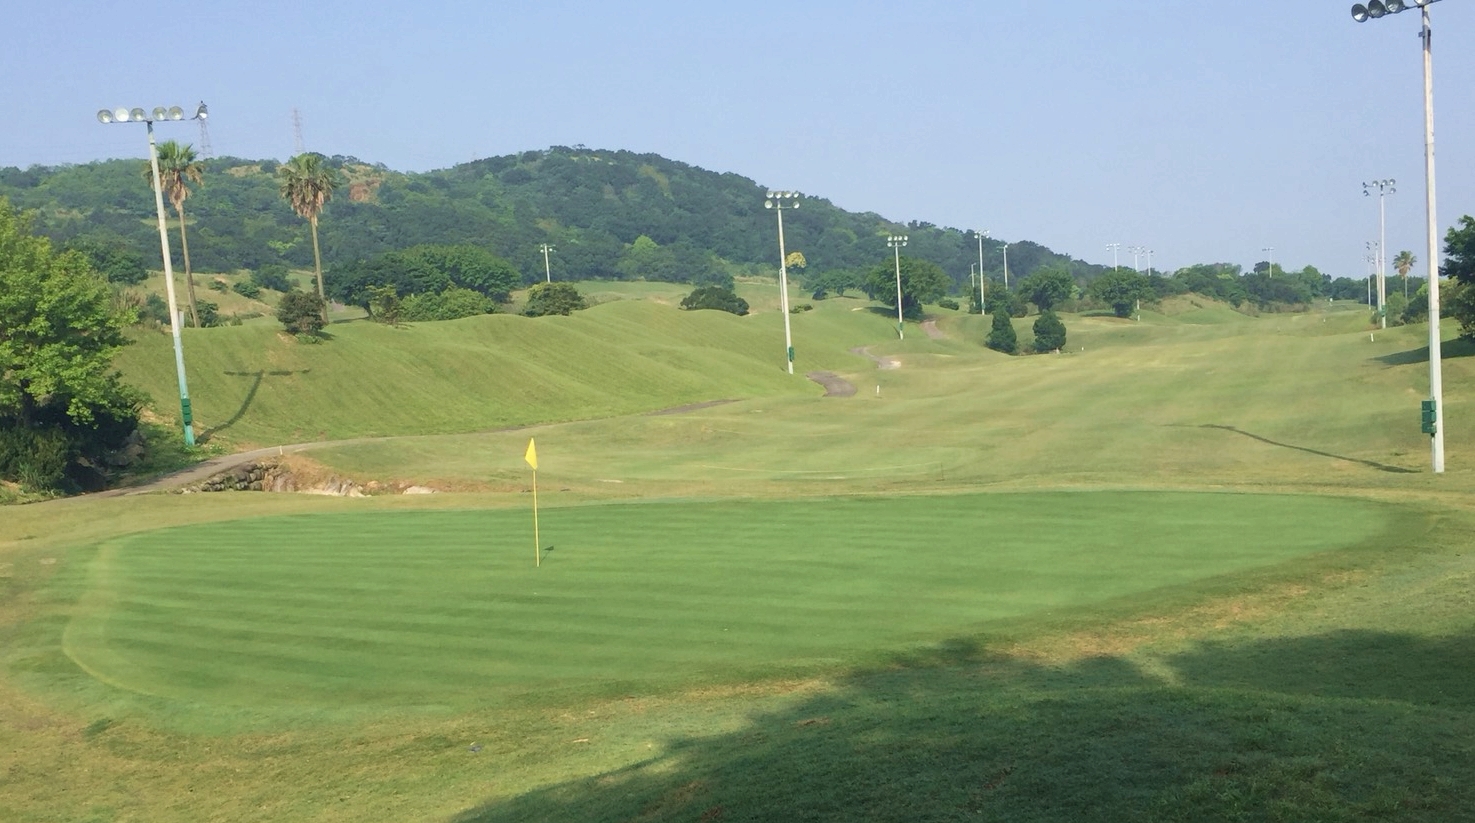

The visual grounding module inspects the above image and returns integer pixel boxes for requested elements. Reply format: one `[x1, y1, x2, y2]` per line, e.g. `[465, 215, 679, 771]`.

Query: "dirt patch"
[806, 372, 856, 397]
[645, 399, 739, 416]
[921, 319, 947, 340]
[850, 346, 900, 370]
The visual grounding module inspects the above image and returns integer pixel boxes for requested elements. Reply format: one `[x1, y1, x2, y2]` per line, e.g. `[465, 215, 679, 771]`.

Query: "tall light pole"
[539, 243, 555, 283]
[1129, 245, 1146, 272]
[975, 229, 988, 314]
[1002, 243, 1011, 289]
[1146, 249, 1155, 278]
[1106, 242, 1121, 271]
[1366, 241, 1380, 306]
[98, 103, 207, 447]
[1262, 247, 1275, 278]
[1351, 0, 1445, 473]
[764, 191, 800, 374]
[887, 235, 908, 339]
[1363, 179, 1396, 328]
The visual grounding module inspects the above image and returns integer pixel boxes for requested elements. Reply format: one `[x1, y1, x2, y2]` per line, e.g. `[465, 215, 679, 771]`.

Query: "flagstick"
[532, 467, 540, 568]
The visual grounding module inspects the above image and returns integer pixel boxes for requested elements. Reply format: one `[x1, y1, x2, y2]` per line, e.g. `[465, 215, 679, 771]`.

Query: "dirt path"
[806, 372, 856, 397]
[849, 346, 900, 370]
[921, 319, 947, 340]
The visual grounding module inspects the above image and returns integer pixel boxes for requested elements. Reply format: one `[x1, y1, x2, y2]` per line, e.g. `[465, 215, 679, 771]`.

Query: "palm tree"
[147, 141, 204, 327]
[277, 153, 340, 321]
[1394, 250, 1417, 298]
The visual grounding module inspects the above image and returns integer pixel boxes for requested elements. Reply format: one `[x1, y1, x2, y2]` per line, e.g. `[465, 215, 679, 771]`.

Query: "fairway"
[61, 491, 1391, 714]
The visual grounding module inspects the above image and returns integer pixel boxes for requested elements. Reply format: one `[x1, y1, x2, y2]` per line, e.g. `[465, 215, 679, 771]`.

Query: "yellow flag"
[524, 438, 538, 470]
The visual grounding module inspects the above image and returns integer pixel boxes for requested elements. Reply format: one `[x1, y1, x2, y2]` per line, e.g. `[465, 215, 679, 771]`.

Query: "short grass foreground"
[59, 491, 1390, 715]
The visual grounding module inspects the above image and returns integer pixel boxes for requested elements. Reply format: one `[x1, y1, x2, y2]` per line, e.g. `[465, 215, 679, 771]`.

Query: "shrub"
[208, 279, 229, 293]
[986, 311, 1018, 354]
[937, 297, 960, 311]
[276, 290, 326, 335]
[232, 280, 262, 299]
[524, 282, 588, 317]
[791, 303, 813, 313]
[680, 286, 749, 316]
[1032, 310, 1067, 353]
[400, 287, 494, 322]
[196, 300, 220, 328]
[252, 264, 293, 292]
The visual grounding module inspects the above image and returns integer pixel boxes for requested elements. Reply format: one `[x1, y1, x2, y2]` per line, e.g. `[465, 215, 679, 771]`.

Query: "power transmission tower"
[292, 108, 305, 155]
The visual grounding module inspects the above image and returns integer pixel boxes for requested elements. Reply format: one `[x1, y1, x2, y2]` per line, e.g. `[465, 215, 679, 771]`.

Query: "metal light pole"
[1366, 241, 1380, 306]
[1262, 247, 1275, 278]
[1106, 242, 1121, 271]
[539, 243, 555, 283]
[765, 191, 801, 373]
[1146, 249, 1155, 278]
[1002, 243, 1011, 288]
[1364, 179, 1396, 328]
[1351, 0, 1445, 473]
[1129, 245, 1146, 272]
[887, 235, 908, 339]
[975, 229, 988, 314]
[98, 103, 207, 447]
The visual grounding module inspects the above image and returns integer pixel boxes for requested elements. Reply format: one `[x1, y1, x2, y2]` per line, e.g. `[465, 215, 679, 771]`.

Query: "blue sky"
[3, 1, 1472, 279]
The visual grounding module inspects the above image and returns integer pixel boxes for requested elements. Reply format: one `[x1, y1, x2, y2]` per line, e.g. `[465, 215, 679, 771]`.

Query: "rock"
[403, 486, 437, 495]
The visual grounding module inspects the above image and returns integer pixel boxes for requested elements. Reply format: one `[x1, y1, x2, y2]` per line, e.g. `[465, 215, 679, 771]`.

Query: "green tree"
[986, 310, 1018, 354]
[1032, 310, 1067, 352]
[0, 200, 140, 490]
[64, 236, 147, 285]
[276, 290, 327, 336]
[149, 140, 205, 327]
[278, 153, 340, 321]
[1089, 269, 1150, 318]
[1443, 217, 1475, 338]
[367, 284, 401, 325]
[864, 256, 949, 320]
[523, 282, 588, 317]
[1393, 250, 1416, 298]
[680, 285, 749, 315]
[1018, 266, 1075, 312]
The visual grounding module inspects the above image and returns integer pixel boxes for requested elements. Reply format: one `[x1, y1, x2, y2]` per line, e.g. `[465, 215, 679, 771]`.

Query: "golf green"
[63, 491, 1391, 710]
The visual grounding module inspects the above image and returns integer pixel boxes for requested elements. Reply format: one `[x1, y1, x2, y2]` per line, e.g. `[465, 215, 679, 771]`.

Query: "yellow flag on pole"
[524, 438, 538, 470]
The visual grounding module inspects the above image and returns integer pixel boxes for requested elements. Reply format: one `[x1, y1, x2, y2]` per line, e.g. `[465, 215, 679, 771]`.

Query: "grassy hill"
[6, 289, 1475, 822]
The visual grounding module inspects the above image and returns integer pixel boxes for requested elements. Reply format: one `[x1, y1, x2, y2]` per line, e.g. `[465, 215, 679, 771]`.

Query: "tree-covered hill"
[0, 147, 1102, 293]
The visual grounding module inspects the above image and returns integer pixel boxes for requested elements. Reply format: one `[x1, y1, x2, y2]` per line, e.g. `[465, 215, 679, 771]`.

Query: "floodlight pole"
[1146, 249, 1155, 278]
[539, 243, 555, 283]
[99, 105, 204, 447]
[1106, 242, 1120, 271]
[1002, 243, 1011, 288]
[1129, 245, 1145, 272]
[765, 192, 800, 374]
[1364, 179, 1395, 328]
[976, 230, 988, 314]
[1263, 247, 1275, 278]
[1420, 5, 1445, 472]
[888, 235, 908, 339]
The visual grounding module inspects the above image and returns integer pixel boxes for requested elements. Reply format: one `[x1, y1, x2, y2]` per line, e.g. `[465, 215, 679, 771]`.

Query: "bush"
[232, 280, 262, 299]
[196, 300, 220, 328]
[1032, 310, 1067, 353]
[986, 310, 1018, 354]
[208, 279, 229, 293]
[524, 282, 588, 317]
[791, 303, 813, 313]
[937, 298, 960, 311]
[252, 264, 293, 292]
[0, 425, 72, 492]
[400, 287, 494, 322]
[680, 285, 749, 316]
[276, 290, 326, 335]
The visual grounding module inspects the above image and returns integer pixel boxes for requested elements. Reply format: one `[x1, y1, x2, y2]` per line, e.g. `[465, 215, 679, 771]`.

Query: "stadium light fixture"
[96, 102, 209, 447]
[764, 191, 801, 373]
[539, 243, 556, 283]
[887, 235, 908, 339]
[1349, 0, 1445, 473]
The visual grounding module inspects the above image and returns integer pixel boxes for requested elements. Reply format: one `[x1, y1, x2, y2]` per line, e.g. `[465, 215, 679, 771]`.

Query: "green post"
[1421, 399, 1438, 435]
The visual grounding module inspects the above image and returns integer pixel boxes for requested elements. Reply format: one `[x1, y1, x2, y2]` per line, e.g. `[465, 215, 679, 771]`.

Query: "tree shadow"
[199, 369, 309, 443]
[1373, 335, 1475, 367]
[450, 629, 1475, 822]
[1199, 424, 1419, 474]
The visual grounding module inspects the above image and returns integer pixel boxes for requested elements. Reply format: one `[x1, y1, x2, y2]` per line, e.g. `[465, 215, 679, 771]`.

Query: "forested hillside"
[0, 146, 1099, 292]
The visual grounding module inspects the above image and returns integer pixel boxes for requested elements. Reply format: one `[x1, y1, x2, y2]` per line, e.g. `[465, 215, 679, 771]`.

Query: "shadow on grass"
[1374, 335, 1475, 367]
[452, 630, 1475, 822]
[1200, 424, 1419, 474]
[200, 369, 309, 443]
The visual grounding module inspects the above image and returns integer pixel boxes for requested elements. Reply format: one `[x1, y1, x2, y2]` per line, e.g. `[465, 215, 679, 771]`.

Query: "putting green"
[63, 492, 1391, 710]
